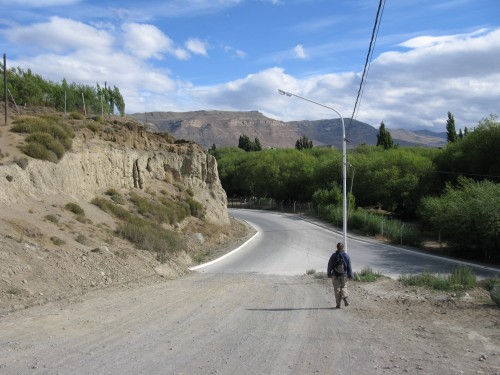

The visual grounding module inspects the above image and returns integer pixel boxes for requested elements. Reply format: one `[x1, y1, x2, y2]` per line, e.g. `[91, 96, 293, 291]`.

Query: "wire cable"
[346, 0, 386, 139]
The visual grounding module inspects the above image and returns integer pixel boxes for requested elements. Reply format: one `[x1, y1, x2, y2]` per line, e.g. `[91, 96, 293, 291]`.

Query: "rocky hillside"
[130, 110, 447, 149]
[0, 106, 252, 314]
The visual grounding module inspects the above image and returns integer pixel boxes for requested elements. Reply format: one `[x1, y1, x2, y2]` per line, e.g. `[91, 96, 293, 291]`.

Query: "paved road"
[197, 209, 500, 279]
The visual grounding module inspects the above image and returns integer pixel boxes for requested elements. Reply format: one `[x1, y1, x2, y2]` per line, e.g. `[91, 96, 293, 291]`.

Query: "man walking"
[327, 242, 353, 308]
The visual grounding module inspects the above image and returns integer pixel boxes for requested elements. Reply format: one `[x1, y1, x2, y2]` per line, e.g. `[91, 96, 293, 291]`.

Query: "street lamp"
[278, 89, 348, 250]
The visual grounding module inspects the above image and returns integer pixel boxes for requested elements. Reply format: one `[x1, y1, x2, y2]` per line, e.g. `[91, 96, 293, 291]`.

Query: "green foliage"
[116, 217, 185, 262]
[26, 133, 65, 159]
[186, 197, 204, 218]
[131, 193, 190, 225]
[418, 177, 500, 261]
[238, 134, 262, 151]
[7, 287, 22, 295]
[376, 121, 394, 149]
[312, 185, 342, 207]
[355, 266, 382, 282]
[50, 236, 65, 246]
[45, 214, 59, 223]
[65, 202, 84, 215]
[91, 197, 131, 220]
[295, 136, 313, 150]
[350, 146, 435, 217]
[12, 115, 73, 162]
[399, 266, 476, 292]
[70, 111, 84, 120]
[434, 114, 500, 186]
[24, 142, 58, 162]
[91, 195, 186, 261]
[2, 66, 126, 115]
[446, 111, 458, 143]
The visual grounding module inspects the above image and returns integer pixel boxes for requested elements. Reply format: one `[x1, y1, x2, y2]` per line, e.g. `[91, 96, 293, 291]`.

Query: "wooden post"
[3, 53, 6, 125]
[82, 92, 86, 116]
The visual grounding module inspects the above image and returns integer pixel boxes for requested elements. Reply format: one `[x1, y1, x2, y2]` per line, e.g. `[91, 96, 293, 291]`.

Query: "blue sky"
[1, 0, 499, 131]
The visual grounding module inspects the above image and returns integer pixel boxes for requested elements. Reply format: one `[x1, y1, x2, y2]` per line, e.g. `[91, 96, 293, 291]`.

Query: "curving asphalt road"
[197, 209, 500, 279]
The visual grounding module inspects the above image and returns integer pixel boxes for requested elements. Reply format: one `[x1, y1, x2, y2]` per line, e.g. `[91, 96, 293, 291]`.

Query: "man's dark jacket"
[327, 250, 353, 278]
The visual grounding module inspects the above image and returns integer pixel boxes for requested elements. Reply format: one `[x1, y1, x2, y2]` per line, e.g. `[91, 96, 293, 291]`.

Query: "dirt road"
[0, 271, 499, 375]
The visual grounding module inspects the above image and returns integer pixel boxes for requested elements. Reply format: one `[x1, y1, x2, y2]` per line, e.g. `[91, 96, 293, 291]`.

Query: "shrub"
[355, 266, 382, 282]
[65, 202, 84, 215]
[50, 236, 65, 246]
[399, 266, 476, 292]
[105, 188, 120, 196]
[116, 217, 185, 262]
[491, 284, 500, 307]
[70, 112, 84, 120]
[45, 214, 59, 223]
[24, 141, 58, 163]
[7, 287, 22, 295]
[92, 197, 131, 220]
[26, 132, 65, 159]
[75, 233, 87, 245]
[5, 175, 13, 182]
[187, 197, 204, 218]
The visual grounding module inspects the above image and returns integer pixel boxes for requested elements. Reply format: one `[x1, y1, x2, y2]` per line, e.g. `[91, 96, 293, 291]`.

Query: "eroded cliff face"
[0, 122, 229, 225]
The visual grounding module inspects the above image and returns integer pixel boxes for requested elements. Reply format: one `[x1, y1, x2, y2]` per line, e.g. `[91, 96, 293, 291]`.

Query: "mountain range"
[130, 110, 447, 149]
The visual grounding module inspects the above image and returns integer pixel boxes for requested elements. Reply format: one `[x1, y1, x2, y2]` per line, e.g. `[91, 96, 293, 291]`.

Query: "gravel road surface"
[1, 209, 499, 375]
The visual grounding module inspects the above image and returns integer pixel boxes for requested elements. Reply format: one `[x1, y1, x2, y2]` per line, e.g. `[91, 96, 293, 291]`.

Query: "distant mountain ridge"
[130, 110, 446, 149]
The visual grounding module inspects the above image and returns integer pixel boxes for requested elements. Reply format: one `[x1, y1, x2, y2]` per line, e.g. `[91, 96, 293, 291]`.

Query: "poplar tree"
[376, 121, 393, 149]
[446, 111, 458, 143]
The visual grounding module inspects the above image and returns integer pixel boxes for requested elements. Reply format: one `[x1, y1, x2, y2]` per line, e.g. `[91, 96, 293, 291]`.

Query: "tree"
[238, 134, 262, 152]
[254, 138, 262, 151]
[295, 136, 313, 150]
[376, 121, 393, 149]
[238, 134, 252, 151]
[418, 177, 500, 261]
[446, 111, 458, 143]
[458, 128, 463, 140]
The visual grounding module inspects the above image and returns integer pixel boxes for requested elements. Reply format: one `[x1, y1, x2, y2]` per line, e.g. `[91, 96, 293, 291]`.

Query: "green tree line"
[214, 115, 500, 262]
[1, 65, 125, 116]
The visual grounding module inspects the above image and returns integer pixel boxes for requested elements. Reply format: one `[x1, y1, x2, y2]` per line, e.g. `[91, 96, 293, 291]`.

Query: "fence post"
[3, 53, 7, 125]
[317, 204, 320, 217]
[81, 92, 87, 116]
[381, 219, 385, 238]
[400, 223, 405, 245]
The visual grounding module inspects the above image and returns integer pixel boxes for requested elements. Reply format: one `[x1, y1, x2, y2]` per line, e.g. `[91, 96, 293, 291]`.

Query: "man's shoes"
[335, 304, 341, 309]
[343, 298, 349, 307]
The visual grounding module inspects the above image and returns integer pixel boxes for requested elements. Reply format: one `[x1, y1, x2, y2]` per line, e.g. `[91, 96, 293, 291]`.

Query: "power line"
[346, 0, 386, 139]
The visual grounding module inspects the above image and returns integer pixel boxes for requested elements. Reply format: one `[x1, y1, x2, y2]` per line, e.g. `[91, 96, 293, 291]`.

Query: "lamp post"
[278, 89, 348, 250]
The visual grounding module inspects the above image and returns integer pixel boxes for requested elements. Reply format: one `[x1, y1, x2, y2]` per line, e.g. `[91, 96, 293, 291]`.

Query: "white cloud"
[4, 16, 113, 53]
[0, 0, 79, 7]
[185, 38, 208, 56]
[174, 28, 500, 131]
[364, 28, 500, 129]
[122, 23, 189, 60]
[293, 44, 308, 59]
[223, 45, 246, 58]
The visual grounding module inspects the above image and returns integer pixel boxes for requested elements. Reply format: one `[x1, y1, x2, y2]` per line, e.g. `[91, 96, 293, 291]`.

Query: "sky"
[1, 0, 499, 132]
